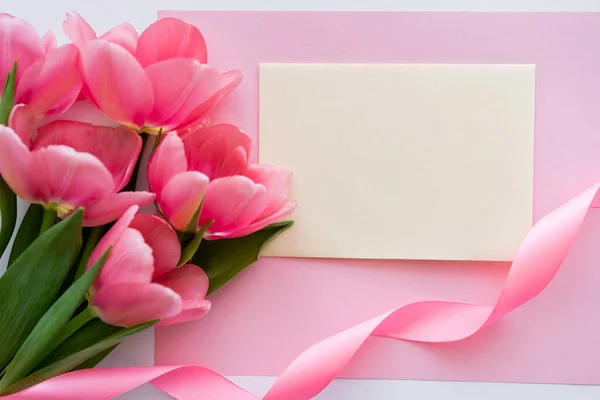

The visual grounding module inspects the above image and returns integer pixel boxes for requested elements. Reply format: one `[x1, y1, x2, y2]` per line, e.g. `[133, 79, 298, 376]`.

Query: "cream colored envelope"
[259, 63, 534, 261]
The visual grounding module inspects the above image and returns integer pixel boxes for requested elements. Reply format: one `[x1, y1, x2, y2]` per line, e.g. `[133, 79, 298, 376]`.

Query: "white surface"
[3, 1, 600, 399]
[260, 63, 534, 261]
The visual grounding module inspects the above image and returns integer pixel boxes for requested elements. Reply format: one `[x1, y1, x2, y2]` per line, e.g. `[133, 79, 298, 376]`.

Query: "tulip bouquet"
[0, 12, 295, 395]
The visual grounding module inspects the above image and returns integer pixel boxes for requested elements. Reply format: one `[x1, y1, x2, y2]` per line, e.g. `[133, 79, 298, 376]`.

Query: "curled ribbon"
[5, 184, 600, 400]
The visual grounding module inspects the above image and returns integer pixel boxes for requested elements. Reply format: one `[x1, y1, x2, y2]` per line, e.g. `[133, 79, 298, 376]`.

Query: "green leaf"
[8, 204, 44, 266]
[72, 226, 105, 283]
[0, 62, 17, 125]
[35, 318, 120, 369]
[3, 320, 156, 395]
[72, 345, 116, 371]
[0, 177, 16, 261]
[178, 222, 211, 266]
[0, 209, 84, 372]
[192, 221, 293, 294]
[0, 63, 18, 260]
[46, 307, 95, 354]
[0, 249, 109, 392]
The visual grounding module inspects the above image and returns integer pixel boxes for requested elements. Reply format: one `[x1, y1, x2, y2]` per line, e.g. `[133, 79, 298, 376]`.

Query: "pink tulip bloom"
[199, 164, 297, 239]
[12, 44, 82, 124]
[8, 44, 83, 145]
[88, 206, 211, 327]
[148, 128, 296, 238]
[0, 121, 154, 226]
[64, 11, 139, 55]
[1, 15, 82, 140]
[78, 16, 242, 132]
[0, 13, 45, 85]
[1, 15, 81, 147]
[180, 123, 254, 180]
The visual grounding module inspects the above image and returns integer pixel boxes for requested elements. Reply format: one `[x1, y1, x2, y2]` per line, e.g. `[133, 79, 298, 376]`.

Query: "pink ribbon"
[5, 184, 600, 400]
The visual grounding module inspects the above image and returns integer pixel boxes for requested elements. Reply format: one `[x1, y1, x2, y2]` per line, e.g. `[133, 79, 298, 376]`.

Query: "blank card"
[259, 63, 534, 261]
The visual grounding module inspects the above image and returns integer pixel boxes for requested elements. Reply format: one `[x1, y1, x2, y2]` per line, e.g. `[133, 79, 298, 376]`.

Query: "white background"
[3, 1, 600, 399]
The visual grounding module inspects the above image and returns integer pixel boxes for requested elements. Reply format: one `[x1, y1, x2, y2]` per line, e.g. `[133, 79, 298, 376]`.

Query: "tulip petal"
[8, 104, 35, 147]
[159, 171, 209, 232]
[104, 124, 144, 189]
[36, 121, 141, 190]
[42, 31, 57, 52]
[183, 124, 252, 179]
[178, 69, 243, 129]
[200, 176, 269, 234]
[93, 282, 182, 327]
[93, 227, 154, 293]
[63, 11, 96, 47]
[0, 13, 45, 84]
[64, 12, 138, 55]
[81, 40, 153, 127]
[129, 214, 180, 278]
[100, 23, 139, 55]
[77, 81, 97, 107]
[15, 44, 82, 116]
[147, 133, 187, 196]
[29, 145, 113, 208]
[155, 264, 211, 326]
[42, 100, 117, 127]
[206, 199, 297, 240]
[220, 147, 251, 177]
[154, 264, 209, 299]
[82, 191, 155, 227]
[0, 126, 35, 202]
[145, 59, 222, 130]
[135, 17, 207, 67]
[245, 164, 293, 220]
[156, 302, 211, 326]
[88, 205, 138, 268]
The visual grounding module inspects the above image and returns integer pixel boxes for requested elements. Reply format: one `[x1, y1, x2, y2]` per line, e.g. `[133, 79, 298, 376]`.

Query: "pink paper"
[156, 12, 600, 384]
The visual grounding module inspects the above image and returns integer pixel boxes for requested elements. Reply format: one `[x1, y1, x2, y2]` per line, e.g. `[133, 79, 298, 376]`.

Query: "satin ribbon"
[5, 184, 600, 400]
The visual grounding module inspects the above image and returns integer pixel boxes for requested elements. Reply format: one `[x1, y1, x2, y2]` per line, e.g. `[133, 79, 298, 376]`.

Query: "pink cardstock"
[155, 12, 600, 384]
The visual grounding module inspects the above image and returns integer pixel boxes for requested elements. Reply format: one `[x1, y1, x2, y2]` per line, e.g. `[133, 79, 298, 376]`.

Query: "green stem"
[48, 308, 96, 352]
[39, 208, 56, 235]
[73, 226, 104, 282]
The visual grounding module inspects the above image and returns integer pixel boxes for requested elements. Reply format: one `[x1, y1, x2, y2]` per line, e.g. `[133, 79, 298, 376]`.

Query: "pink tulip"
[78, 17, 242, 132]
[0, 13, 45, 85]
[180, 123, 253, 180]
[88, 206, 211, 327]
[8, 43, 83, 145]
[1, 15, 82, 142]
[199, 164, 296, 239]
[148, 128, 295, 237]
[0, 121, 154, 226]
[14, 44, 82, 118]
[63, 11, 139, 55]
[148, 125, 251, 230]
